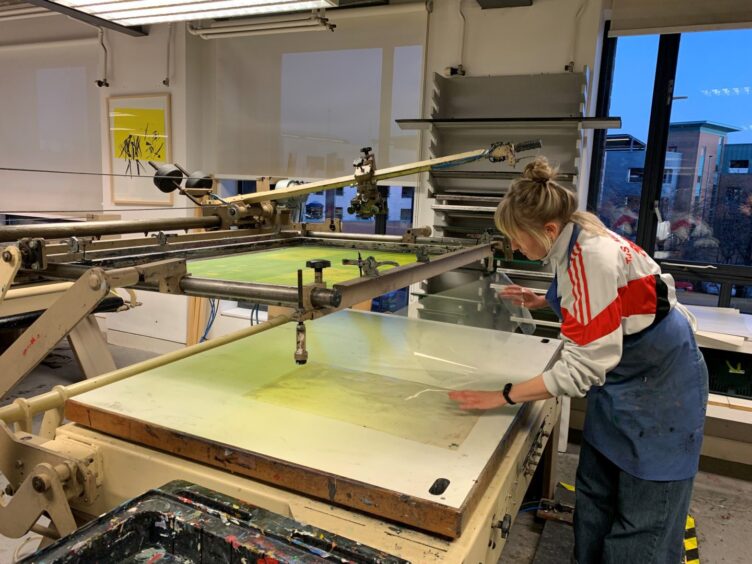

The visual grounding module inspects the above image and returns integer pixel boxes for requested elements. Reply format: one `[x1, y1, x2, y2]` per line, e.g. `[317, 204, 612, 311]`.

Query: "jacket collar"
[542, 222, 575, 266]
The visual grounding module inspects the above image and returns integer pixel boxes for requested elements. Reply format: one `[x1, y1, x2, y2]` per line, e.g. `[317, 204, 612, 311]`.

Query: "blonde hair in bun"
[495, 156, 607, 253]
[522, 157, 557, 184]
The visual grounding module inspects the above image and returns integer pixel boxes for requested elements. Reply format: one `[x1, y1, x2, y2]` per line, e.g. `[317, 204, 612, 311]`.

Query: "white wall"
[413, 0, 607, 227]
[98, 23, 193, 221]
[94, 23, 194, 345]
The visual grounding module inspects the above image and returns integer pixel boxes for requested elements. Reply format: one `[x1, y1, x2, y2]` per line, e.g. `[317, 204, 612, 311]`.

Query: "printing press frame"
[0, 142, 562, 561]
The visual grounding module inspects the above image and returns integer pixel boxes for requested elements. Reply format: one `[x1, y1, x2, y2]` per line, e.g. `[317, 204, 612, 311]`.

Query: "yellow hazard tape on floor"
[684, 514, 699, 564]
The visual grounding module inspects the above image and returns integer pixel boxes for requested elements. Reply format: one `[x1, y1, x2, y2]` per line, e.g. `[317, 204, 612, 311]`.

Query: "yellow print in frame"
[108, 93, 172, 205]
[112, 108, 167, 169]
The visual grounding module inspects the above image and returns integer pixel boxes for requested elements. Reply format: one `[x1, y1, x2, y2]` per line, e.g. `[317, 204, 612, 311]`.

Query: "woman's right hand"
[498, 284, 547, 310]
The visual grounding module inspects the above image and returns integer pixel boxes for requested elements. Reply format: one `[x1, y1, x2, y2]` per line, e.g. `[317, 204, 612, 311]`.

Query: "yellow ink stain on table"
[250, 362, 478, 449]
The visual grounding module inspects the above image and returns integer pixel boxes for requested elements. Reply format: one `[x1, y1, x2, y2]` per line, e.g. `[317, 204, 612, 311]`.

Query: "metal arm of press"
[0, 421, 100, 541]
[0, 140, 542, 246]
[0, 266, 141, 400]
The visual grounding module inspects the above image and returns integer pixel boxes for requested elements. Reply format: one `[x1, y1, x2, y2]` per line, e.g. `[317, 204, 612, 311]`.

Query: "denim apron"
[546, 226, 708, 481]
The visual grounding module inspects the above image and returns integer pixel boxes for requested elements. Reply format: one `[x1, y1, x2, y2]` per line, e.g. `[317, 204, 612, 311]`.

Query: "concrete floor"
[2, 340, 751, 562]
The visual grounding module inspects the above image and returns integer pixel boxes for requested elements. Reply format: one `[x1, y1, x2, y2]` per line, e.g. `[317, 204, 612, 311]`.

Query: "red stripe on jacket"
[574, 244, 592, 322]
[568, 248, 585, 323]
[561, 275, 658, 346]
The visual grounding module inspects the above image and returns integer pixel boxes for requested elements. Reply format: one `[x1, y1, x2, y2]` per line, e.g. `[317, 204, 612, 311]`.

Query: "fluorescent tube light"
[50, 0, 337, 26]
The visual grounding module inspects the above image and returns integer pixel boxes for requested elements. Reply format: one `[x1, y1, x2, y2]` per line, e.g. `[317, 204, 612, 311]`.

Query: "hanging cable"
[200, 298, 219, 342]
[0, 164, 192, 180]
[458, 0, 467, 71]
[163, 23, 174, 87]
[95, 28, 110, 88]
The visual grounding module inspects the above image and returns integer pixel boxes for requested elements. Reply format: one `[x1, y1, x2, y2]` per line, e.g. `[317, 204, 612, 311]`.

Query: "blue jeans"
[574, 440, 693, 564]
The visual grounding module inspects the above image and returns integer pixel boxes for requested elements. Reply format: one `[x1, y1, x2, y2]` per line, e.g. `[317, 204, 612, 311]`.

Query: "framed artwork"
[108, 93, 173, 205]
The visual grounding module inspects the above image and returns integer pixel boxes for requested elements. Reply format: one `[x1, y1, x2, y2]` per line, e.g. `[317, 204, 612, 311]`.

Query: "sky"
[610, 29, 752, 145]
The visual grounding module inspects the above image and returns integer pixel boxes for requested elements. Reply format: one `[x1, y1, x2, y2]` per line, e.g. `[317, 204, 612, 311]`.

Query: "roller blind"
[610, 0, 752, 36]
[0, 42, 102, 212]
[207, 8, 426, 180]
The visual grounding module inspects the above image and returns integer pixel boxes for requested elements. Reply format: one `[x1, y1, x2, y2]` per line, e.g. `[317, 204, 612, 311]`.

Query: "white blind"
[208, 8, 426, 179]
[610, 0, 752, 36]
[0, 42, 102, 213]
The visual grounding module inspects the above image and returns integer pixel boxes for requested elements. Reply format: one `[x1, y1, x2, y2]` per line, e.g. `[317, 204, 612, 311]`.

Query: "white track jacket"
[541, 222, 690, 398]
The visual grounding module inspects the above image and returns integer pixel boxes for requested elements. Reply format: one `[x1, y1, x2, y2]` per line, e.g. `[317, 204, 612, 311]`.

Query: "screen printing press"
[0, 141, 564, 562]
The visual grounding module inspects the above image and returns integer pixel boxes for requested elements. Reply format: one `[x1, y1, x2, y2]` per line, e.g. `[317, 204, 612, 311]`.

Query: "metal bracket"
[349, 147, 386, 219]
[400, 226, 432, 244]
[150, 231, 174, 246]
[415, 246, 430, 263]
[536, 498, 574, 525]
[0, 246, 21, 305]
[136, 259, 187, 294]
[343, 255, 399, 277]
[18, 238, 47, 270]
[0, 422, 100, 539]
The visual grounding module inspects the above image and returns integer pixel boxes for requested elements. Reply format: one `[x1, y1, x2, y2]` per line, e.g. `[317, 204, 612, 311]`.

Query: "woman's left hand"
[448, 390, 506, 410]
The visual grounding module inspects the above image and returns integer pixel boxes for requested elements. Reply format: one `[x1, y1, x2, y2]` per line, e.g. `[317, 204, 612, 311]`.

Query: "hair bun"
[522, 156, 557, 184]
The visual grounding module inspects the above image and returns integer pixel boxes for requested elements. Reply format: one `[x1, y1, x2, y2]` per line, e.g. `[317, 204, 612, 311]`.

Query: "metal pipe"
[189, 16, 322, 35]
[0, 312, 295, 425]
[3, 282, 73, 300]
[295, 231, 405, 243]
[0, 37, 96, 52]
[29, 264, 341, 308]
[0, 216, 221, 242]
[195, 24, 331, 40]
[179, 277, 341, 308]
[286, 230, 469, 247]
[335, 244, 493, 309]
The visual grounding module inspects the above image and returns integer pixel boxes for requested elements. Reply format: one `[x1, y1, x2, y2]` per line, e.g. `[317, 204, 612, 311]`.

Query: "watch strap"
[502, 382, 516, 405]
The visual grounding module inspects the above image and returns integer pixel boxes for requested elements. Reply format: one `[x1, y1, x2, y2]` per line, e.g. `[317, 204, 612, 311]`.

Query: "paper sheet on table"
[686, 305, 752, 338]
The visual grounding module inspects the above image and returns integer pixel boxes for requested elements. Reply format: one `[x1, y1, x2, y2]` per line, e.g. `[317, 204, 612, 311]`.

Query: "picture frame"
[108, 93, 173, 206]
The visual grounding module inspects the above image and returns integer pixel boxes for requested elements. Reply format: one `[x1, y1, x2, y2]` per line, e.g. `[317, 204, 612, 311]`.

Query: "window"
[590, 28, 752, 311]
[401, 186, 414, 199]
[658, 30, 752, 268]
[400, 208, 412, 222]
[628, 168, 644, 183]
[729, 159, 749, 174]
[335, 188, 344, 196]
[593, 35, 660, 238]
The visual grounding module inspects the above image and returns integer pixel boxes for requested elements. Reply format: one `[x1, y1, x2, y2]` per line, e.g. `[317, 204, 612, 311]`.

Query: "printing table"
[60, 311, 562, 560]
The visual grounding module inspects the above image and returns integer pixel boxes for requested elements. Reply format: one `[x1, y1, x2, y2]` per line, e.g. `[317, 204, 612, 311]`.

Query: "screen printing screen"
[187, 245, 417, 286]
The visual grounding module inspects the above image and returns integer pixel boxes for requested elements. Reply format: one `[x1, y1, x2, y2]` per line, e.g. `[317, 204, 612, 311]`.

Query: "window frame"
[588, 27, 752, 308]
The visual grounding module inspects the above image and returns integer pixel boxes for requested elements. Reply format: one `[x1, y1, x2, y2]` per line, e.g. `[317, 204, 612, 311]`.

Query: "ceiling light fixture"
[188, 10, 334, 39]
[24, 0, 338, 34]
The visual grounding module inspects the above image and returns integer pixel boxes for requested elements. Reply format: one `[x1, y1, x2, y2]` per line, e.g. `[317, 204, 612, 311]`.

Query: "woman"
[449, 157, 708, 563]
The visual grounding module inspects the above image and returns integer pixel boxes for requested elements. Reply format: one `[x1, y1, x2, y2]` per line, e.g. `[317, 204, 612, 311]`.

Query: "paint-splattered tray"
[23, 481, 406, 563]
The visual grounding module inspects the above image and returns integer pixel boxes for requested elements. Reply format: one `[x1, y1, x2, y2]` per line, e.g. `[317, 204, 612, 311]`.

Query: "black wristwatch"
[502, 383, 516, 405]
